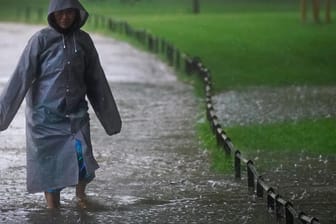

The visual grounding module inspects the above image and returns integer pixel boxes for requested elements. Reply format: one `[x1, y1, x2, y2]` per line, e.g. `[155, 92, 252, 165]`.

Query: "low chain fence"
[17, 7, 321, 224]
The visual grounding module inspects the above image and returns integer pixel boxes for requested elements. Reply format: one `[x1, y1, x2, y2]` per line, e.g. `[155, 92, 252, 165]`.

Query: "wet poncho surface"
[0, 0, 121, 193]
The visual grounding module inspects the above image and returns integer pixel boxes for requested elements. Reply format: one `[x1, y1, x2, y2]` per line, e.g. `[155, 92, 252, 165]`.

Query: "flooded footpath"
[0, 23, 276, 224]
[214, 87, 336, 223]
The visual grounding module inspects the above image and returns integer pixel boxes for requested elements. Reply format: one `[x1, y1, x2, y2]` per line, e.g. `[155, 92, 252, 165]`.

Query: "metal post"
[175, 50, 181, 69]
[148, 34, 153, 51]
[215, 127, 224, 146]
[285, 202, 294, 224]
[167, 45, 174, 66]
[235, 151, 241, 179]
[153, 36, 157, 51]
[267, 188, 275, 211]
[256, 176, 264, 197]
[211, 116, 219, 134]
[247, 160, 254, 190]
[222, 138, 233, 155]
[185, 57, 192, 75]
[161, 39, 166, 54]
[275, 195, 284, 220]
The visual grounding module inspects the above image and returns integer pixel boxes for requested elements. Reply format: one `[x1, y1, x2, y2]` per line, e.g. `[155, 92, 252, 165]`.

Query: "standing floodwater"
[214, 87, 336, 223]
[0, 23, 277, 224]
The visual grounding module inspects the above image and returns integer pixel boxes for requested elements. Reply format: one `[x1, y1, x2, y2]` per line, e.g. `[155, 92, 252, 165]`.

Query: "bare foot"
[76, 196, 89, 209]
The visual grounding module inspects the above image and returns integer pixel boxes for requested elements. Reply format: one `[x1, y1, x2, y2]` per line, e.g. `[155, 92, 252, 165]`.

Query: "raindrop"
[298, 190, 307, 200]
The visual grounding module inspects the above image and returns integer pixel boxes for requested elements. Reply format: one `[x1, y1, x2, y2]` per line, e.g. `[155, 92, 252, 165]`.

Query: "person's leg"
[75, 139, 95, 208]
[75, 139, 94, 208]
[44, 191, 61, 209]
[76, 180, 87, 198]
[76, 180, 88, 208]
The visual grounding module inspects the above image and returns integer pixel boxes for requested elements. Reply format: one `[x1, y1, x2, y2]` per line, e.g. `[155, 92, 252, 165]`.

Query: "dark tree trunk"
[326, 0, 331, 23]
[192, 0, 200, 14]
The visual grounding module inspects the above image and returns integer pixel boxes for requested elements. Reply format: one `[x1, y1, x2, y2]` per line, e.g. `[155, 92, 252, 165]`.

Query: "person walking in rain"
[0, 0, 121, 208]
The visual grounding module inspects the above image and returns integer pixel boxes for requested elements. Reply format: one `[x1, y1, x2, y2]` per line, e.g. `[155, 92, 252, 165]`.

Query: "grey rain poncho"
[0, 0, 121, 193]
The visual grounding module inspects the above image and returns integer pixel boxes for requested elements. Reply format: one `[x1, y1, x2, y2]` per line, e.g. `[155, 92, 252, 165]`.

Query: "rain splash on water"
[0, 23, 278, 224]
[214, 87, 336, 223]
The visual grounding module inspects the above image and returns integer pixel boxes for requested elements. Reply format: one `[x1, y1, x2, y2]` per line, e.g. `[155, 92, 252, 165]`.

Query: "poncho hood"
[47, 0, 89, 33]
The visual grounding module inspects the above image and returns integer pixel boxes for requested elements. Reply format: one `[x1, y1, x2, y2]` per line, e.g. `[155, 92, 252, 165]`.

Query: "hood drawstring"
[62, 34, 78, 53]
[62, 35, 66, 49]
[73, 33, 78, 53]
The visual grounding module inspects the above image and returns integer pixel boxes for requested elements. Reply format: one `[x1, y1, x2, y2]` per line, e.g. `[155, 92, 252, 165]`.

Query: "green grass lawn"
[2, 0, 335, 91]
[1, 0, 335, 168]
[121, 12, 336, 91]
[227, 118, 336, 154]
[80, 0, 336, 91]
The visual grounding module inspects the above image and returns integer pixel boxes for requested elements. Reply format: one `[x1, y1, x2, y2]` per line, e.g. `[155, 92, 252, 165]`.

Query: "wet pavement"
[0, 23, 277, 224]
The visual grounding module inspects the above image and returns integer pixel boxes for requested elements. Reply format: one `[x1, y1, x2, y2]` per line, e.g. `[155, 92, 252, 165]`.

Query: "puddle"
[243, 149, 336, 223]
[214, 87, 336, 223]
[214, 86, 336, 126]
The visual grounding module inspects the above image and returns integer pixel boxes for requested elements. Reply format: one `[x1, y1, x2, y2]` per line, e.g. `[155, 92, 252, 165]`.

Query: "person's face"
[54, 9, 77, 29]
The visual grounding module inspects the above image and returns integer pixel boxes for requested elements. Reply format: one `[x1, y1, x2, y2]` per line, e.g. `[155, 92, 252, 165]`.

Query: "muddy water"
[0, 23, 278, 223]
[214, 87, 336, 223]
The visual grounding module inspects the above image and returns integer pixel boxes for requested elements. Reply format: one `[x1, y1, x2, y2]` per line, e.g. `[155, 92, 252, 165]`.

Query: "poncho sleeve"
[84, 35, 122, 135]
[0, 33, 40, 131]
